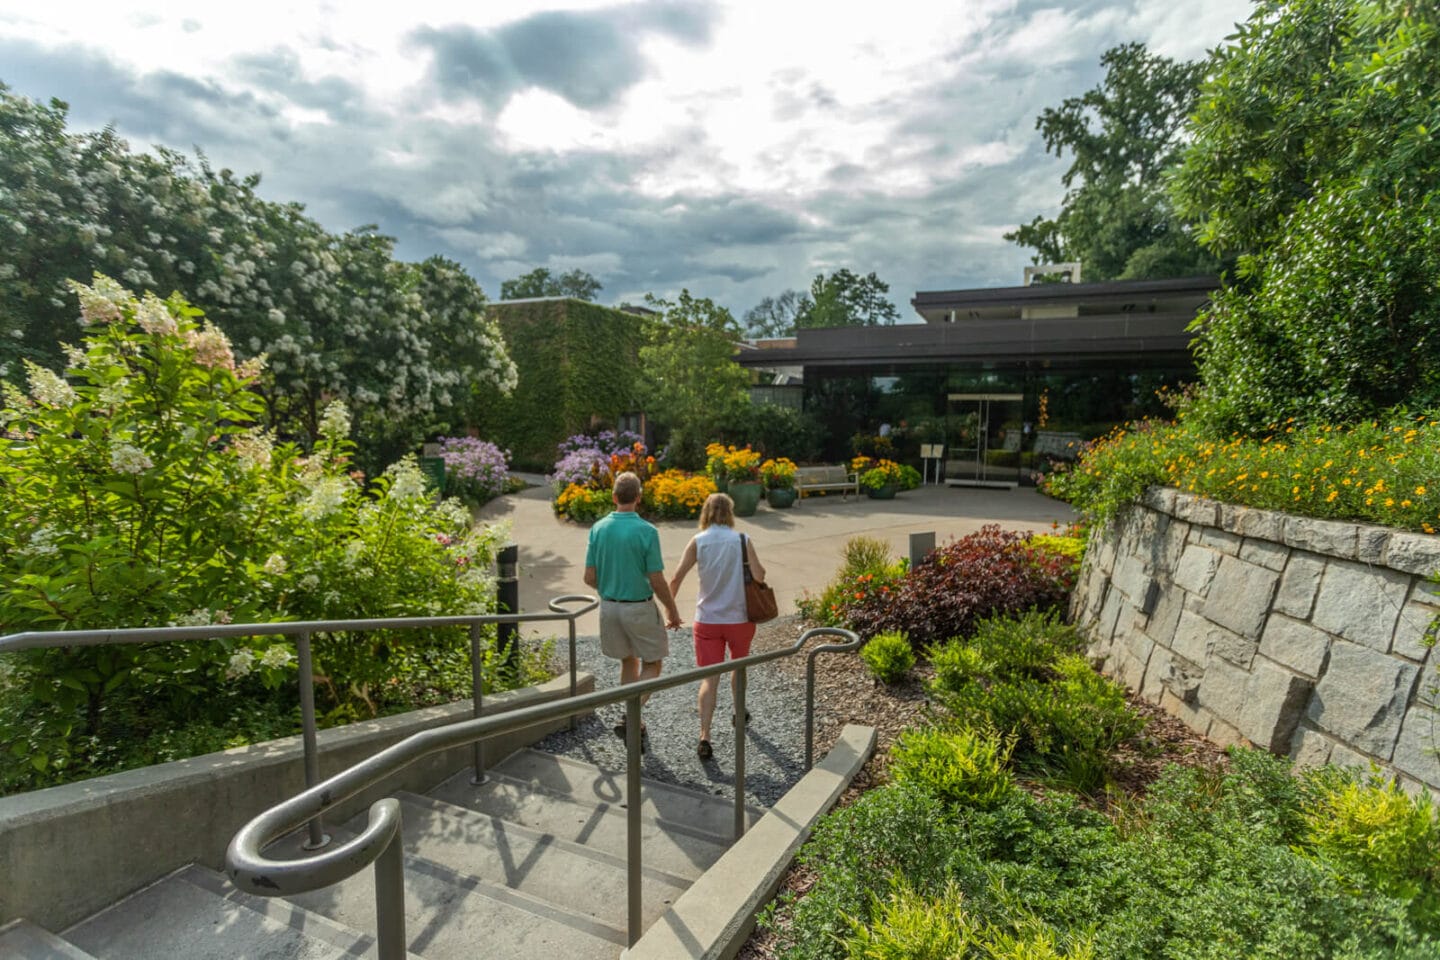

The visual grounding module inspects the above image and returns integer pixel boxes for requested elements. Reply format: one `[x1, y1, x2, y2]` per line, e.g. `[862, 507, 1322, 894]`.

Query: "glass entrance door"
[945, 393, 1023, 487]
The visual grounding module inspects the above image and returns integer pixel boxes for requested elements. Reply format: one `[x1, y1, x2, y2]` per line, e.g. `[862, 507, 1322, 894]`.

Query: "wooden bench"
[794, 464, 860, 502]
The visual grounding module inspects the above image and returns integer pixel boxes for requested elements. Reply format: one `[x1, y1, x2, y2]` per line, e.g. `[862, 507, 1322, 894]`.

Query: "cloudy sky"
[0, 0, 1253, 321]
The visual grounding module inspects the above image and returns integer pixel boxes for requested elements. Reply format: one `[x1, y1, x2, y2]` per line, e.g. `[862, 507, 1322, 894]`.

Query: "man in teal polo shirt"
[584, 471, 682, 743]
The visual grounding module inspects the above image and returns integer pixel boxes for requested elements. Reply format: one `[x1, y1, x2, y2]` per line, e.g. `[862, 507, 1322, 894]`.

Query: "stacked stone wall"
[1073, 487, 1440, 791]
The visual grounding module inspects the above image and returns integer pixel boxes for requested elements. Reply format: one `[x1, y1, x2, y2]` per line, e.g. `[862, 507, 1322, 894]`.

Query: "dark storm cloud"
[0, 36, 279, 148]
[408, 0, 717, 111]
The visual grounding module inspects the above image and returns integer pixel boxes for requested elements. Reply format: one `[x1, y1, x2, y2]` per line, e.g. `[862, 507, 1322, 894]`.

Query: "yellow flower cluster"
[643, 469, 716, 519]
[761, 457, 797, 488]
[1048, 414, 1440, 535]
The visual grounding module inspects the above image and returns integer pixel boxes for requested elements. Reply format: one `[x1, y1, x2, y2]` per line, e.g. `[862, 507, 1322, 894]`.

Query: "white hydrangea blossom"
[110, 442, 154, 475]
[318, 400, 351, 442]
[231, 429, 274, 469]
[19, 525, 61, 558]
[25, 362, 76, 407]
[225, 648, 256, 680]
[135, 294, 178, 335]
[385, 459, 427, 502]
[301, 476, 351, 521]
[262, 553, 287, 576]
[260, 646, 294, 670]
[69, 275, 131, 325]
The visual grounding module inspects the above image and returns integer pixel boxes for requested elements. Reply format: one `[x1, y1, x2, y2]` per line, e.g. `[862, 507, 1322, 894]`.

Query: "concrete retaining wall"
[0, 672, 594, 931]
[1073, 487, 1440, 791]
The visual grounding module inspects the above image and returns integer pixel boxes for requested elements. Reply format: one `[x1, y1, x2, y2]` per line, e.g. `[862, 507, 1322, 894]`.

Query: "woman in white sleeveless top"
[668, 493, 766, 759]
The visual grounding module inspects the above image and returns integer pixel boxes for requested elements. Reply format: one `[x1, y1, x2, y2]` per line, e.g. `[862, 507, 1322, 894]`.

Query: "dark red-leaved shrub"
[845, 524, 1075, 646]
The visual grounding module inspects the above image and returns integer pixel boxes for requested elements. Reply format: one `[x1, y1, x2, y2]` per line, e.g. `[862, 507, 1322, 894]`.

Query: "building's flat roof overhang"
[910, 274, 1218, 317]
[736, 310, 1196, 370]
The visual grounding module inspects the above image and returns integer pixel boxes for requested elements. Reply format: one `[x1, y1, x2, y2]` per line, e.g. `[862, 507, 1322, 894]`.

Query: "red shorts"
[693, 621, 756, 667]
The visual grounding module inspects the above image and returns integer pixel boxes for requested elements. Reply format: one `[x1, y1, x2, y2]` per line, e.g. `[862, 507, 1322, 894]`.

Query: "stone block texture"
[1077, 491, 1440, 792]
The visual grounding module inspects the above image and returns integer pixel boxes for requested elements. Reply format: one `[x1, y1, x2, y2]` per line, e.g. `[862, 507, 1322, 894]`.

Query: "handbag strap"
[739, 532, 753, 584]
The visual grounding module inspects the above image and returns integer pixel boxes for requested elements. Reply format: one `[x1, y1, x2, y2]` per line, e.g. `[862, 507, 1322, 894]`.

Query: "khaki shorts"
[599, 600, 670, 663]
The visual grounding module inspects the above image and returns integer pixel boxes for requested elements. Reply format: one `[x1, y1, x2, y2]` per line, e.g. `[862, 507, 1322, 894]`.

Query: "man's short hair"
[613, 471, 643, 505]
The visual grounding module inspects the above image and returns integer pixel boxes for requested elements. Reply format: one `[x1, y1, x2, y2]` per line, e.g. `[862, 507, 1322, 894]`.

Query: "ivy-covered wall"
[479, 300, 652, 470]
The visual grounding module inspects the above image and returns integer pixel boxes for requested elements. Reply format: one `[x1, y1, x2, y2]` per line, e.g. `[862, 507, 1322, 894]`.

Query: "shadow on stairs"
[1, 726, 875, 960]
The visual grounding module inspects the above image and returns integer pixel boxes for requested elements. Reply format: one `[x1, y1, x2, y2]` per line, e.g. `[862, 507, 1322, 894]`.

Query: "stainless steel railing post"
[373, 808, 407, 960]
[734, 665, 747, 840]
[805, 653, 817, 772]
[469, 620, 486, 784]
[296, 631, 330, 849]
[567, 616, 579, 731]
[625, 695, 643, 947]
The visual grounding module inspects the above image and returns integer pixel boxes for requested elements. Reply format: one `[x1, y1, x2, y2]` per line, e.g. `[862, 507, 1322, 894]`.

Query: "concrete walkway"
[477, 477, 1078, 640]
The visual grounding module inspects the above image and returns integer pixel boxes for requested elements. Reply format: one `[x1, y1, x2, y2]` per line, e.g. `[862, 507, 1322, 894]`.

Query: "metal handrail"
[226, 625, 862, 956]
[0, 595, 599, 848]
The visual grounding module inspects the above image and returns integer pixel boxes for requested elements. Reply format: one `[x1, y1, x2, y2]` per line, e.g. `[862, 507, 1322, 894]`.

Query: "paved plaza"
[478, 478, 1079, 639]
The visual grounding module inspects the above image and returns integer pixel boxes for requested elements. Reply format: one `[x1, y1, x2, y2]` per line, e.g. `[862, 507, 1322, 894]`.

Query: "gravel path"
[532, 617, 819, 808]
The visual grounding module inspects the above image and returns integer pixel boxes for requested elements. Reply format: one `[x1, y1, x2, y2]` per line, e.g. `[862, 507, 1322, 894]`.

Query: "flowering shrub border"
[1043, 414, 1440, 533]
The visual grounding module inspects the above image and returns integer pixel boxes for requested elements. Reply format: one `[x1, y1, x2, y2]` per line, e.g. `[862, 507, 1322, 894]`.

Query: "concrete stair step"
[490, 749, 765, 836]
[0, 920, 98, 960]
[427, 767, 731, 881]
[264, 824, 625, 960]
[175, 864, 424, 959]
[384, 791, 691, 925]
[62, 867, 367, 960]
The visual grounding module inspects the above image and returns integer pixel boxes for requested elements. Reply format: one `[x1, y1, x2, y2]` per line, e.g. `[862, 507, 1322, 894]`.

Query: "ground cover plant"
[0, 278, 524, 793]
[1043, 412, 1440, 532]
[761, 737, 1440, 959]
[929, 610, 1142, 794]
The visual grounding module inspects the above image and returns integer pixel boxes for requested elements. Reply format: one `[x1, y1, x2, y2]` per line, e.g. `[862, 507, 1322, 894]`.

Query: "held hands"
[664, 608, 682, 630]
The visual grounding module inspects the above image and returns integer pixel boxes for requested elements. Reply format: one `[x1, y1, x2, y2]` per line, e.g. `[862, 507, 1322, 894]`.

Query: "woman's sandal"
[697, 738, 713, 759]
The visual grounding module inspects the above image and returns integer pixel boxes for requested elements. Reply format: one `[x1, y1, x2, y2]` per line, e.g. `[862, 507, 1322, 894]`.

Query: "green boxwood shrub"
[860, 631, 915, 684]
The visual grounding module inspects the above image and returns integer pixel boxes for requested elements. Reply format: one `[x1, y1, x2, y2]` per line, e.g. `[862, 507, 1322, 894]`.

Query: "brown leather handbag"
[740, 534, 778, 623]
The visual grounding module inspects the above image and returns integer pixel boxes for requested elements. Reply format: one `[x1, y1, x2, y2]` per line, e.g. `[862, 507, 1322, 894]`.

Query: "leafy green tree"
[639, 290, 750, 467]
[1007, 43, 1218, 280]
[0, 85, 515, 466]
[743, 289, 808, 338]
[797, 269, 900, 328]
[499, 267, 603, 301]
[1173, 0, 1440, 430]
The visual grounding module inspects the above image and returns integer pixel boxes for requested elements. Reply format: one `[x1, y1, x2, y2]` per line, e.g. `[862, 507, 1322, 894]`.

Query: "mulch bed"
[736, 614, 1231, 960]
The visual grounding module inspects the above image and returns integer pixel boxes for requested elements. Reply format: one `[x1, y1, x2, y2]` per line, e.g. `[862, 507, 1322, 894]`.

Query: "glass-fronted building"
[735, 275, 1217, 487]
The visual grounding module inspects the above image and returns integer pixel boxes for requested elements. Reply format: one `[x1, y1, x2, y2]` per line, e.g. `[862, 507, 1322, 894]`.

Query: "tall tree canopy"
[743, 289, 807, 338]
[797, 269, 900, 328]
[1173, 0, 1440, 431]
[499, 267, 603, 302]
[1007, 43, 1218, 281]
[639, 290, 749, 466]
[0, 85, 515, 466]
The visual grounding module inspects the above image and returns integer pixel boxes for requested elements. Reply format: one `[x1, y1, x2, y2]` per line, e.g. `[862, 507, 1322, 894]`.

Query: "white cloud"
[1, 0, 1257, 318]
